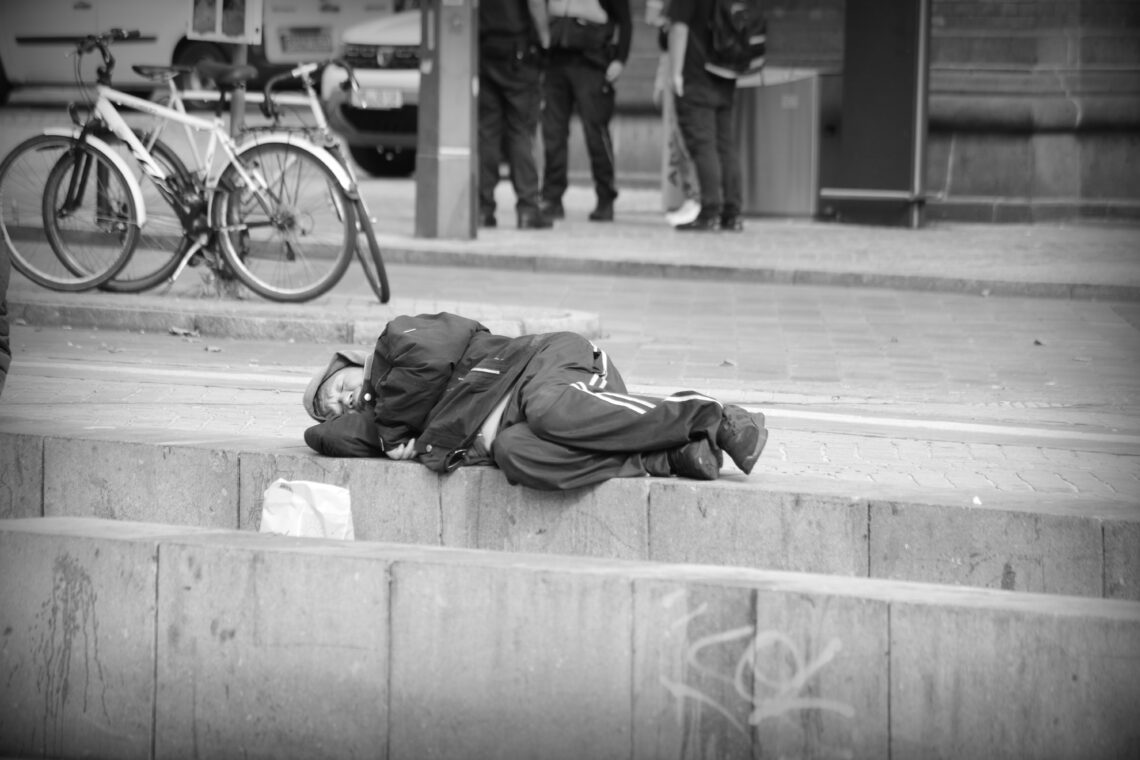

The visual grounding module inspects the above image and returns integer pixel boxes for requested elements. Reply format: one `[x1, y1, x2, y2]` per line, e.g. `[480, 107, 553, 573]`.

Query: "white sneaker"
[665, 198, 701, 227]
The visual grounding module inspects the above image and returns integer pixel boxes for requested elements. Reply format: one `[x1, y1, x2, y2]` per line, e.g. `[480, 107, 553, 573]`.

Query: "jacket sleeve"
[369, 313, 487, 448]
[304, 412, 384, 457]
[604, 0, 633, 63]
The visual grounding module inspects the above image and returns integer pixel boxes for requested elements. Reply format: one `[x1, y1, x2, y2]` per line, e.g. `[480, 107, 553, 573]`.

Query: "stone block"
[889, 599, 1140, 759]
[0, 518, 196, 759]
[154, 533, 390, 759]
[869, 502, 1103, 596]
[442, 466, 650, 559]
[239, 451, 443, 543]
[1105, 520, 1140, 601]
[388, 558, 633, 760]
[648, 482, 869, 576]
[0, 432, 42, 519]
[43, 438, 239, 528]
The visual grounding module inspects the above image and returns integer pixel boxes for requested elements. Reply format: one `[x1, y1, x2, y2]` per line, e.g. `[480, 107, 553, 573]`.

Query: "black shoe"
[517, 209, 554, 229]
[720, 214, 744, 232]
[479, 212, 497, 228]
[540, 200, 565, 220]
[666, 439, 722, 481]
[675, 215, 720, 232]
[588, 203, 614, 222]
[715, 405, 768, 475]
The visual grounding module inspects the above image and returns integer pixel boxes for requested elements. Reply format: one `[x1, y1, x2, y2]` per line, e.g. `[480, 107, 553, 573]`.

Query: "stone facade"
[597, 0, 1140, 221]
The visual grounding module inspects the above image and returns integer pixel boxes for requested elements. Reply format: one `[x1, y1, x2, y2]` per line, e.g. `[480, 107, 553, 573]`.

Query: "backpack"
[705, 0, 767, 78]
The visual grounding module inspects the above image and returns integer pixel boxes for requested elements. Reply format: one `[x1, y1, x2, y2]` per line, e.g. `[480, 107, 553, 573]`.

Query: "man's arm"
[527, 0, 550, 49]
[668, 22, 689, 97]
[602, 0, 633, 83]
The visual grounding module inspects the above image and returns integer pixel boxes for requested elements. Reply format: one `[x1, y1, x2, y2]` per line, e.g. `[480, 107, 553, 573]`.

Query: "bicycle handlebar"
[259, 58, 361, 120]
[75, 28, 140, 84]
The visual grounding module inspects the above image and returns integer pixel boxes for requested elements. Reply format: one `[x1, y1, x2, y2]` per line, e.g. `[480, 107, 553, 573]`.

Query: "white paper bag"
[259, 478, 354, 540]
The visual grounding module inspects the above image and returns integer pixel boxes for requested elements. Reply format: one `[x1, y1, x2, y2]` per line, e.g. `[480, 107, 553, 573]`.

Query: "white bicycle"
[0, 29, 360, 302]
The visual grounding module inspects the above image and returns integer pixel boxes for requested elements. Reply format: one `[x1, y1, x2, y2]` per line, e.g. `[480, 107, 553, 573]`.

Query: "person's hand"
[605, 59, 624, 84]
[672, 73, 684, 98]
[385, 438, 417, 460]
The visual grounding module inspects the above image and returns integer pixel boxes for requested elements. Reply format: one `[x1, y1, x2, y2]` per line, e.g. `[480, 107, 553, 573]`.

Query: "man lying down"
[303, 312, 767, 491]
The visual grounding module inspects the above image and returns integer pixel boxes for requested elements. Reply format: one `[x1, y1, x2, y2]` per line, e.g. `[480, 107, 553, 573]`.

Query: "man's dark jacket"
[305, 313, 543, 472]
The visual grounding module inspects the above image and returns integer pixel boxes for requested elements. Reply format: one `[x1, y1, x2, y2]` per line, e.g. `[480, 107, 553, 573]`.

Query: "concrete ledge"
[6, 430, 1138, 600]
[1, 517, 1137, 759]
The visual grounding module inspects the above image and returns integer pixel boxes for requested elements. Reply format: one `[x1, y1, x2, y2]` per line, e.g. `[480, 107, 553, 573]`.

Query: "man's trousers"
[493, 332, 724, 490]
[541, 55, 618, 207]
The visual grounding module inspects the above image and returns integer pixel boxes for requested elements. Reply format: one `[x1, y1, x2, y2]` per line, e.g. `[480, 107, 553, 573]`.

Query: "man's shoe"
[715, 405, 768, 475]
[540, 200, 565, 220]
[720, 214, 744, 232]
[517, 210, 554, 229]
[675, 215, 720, 232]
[588, 203, 614, 222]
[667, 439, 722, 481]
[479, 211, 497, 228]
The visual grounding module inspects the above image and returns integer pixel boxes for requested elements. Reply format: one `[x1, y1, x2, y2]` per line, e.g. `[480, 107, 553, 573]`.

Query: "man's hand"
[385, 438, 417, 460]
[605, 59, 624, 84]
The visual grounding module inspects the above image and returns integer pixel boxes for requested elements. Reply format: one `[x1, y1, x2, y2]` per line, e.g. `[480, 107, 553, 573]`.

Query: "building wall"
[594, 0, 1140, 221]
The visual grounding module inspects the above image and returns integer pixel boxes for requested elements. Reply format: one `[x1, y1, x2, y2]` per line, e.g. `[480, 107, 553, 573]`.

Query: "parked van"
[0, 0, 395, 102]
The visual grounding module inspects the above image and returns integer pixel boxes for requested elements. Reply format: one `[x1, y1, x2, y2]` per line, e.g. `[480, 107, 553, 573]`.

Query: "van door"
[262, 0, 393, 66]
[95, 0, 187, 88]
[0, 0, 98, 86]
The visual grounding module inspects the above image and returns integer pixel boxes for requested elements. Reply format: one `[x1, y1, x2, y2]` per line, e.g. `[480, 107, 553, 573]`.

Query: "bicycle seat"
[131, 64, 192, 82]
[195, 61, 259, 91]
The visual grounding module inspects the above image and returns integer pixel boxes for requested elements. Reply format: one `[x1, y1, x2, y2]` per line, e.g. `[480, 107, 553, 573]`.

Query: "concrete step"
[1, 516, 1137, 759]
[3, 426, 1137, 601]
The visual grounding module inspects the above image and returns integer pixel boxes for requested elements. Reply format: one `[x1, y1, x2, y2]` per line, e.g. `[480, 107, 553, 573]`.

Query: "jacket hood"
[303, 349, 370, 421]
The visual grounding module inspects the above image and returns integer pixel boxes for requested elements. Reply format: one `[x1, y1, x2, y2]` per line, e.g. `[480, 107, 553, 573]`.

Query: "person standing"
[539, 0, 632, 223]
[478, 0, 555, 230]
[667, 0, 745, 232]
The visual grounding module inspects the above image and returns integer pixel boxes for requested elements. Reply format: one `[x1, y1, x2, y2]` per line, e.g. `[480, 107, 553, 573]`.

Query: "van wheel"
[349, 146, 416, 177]
[173, 41, 228, 93]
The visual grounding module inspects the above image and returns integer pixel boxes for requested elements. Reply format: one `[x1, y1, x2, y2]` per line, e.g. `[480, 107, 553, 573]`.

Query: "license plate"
[280, 27, 332, 54]
[357, 88, 404, 110]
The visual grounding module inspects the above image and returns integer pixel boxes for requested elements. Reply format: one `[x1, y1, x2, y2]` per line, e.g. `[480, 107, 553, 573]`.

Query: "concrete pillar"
[414, 0, 477, 239]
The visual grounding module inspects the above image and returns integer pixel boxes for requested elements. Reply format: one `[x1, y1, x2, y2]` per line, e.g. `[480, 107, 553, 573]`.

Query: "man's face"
[317, 366, 365, 419]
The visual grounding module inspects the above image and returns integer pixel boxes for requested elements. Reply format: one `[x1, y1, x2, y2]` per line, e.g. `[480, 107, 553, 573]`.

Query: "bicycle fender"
[41, 127, 148, 227]
[233, 132, 355, 197]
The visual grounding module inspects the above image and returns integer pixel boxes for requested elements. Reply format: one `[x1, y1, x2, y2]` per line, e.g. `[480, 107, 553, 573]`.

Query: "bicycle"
[0, 29, 362, 303]
[149, 57, 390, 303]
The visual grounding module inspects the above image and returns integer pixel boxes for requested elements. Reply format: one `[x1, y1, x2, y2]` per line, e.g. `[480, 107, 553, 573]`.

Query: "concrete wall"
[0, 517, 1137, 759]
[3, 430, 1138, 601]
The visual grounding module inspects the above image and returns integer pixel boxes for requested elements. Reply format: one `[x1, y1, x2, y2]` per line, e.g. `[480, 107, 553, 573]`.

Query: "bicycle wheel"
[99, 133, 191, 293]
[353, 198, 391, 303]
[213, 142, 354, 302]
[0, 134, 136, 291]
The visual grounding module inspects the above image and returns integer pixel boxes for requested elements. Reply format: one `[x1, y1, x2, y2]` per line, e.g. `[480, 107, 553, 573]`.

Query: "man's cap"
[303, 349, 369, 421]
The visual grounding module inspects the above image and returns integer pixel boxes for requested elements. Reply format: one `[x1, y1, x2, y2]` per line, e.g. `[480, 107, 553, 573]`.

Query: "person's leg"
[570, 63, 618, 215]
[477, 60, 506, 222]
[0, 243, 11, 398]
[493, 423, 651, 490]
[512, 333, 726, 453]
[714, 80, 744, 228]
[674, 92, 723, 225]
[500, 58, 544, 218]
[540, 61, 573, 211]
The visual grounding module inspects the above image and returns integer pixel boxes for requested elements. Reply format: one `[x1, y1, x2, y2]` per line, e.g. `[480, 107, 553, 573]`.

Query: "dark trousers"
[0, 243, 10, 397]
[541, 55, 617, 206]
[675, 75, 742, 219]
[493, 332, 725, 490]
[478, 54, 543, 216]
